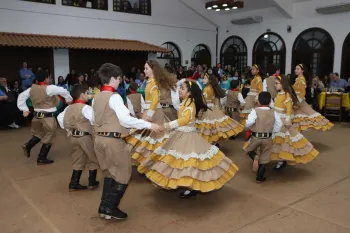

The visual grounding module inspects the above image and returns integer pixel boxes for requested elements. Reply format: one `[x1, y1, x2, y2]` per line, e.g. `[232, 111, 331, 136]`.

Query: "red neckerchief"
[231, 88, 239, 91]
[130, 90, 137, 94]
[74, 99, 86, 104]
[38, 82, 47, 86]
[101, 85, 115, 92]
[187, 76, 194, 80]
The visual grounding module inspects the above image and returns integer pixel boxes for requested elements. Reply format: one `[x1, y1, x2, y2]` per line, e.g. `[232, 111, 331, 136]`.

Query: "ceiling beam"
[270, 0, 294, 18]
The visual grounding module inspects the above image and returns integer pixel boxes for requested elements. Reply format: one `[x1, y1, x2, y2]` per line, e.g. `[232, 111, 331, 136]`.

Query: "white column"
[53, 49, 70, 84]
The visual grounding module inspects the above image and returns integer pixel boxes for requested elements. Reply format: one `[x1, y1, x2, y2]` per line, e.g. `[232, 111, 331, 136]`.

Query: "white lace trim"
[146, 109, 155, 117]
[293, 112, 321, 119]
[241, 109, 252, 114]
[207, 103, 217, 107]
[274, 106, 285, 112]
[176, 126, 197, 132]
[272, 131, 304, 143]
[143, 103, 162, 110]
[133, 133, 171, 145]
[195, 115, 229, 124]
[154, 145, 219, 161]
[169, 120, 179, 129]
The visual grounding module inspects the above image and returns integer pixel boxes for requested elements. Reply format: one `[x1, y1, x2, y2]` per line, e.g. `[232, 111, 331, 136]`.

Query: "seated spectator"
[306, 78, 321, 112]
[314, 76, 325, 89]
[12, 80, 21, 99]
[329, 73, 347, 90]
[76, 74, 88, 88]
[242, 80, 251, 99]
[0, 77, 23, 128]
[136, 72, 147, 90]
[57, 76, 68, 89]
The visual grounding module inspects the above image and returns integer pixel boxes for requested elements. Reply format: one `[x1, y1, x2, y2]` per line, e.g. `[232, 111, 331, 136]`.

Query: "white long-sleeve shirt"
[126, 95, 145, 117]
[93, 92, 151, 130]
[263, 79, 268, 92]
[17, 85, 73, 113]
[245, 107, 283, 133]
[57, 105, 94, 129]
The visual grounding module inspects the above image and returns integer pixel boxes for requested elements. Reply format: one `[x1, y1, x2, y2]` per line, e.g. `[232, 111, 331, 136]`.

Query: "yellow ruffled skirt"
[293, 101, 333, 132]
[125, 109, 171, 166]
[195, 107, 244, 144]
[270, 125, 319, 164]
[138, 130, 238, 192]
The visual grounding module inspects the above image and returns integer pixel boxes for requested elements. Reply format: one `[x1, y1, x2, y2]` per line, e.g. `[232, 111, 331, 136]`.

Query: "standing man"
[17, 71, 72, 165]
[19, 62, 35, 91]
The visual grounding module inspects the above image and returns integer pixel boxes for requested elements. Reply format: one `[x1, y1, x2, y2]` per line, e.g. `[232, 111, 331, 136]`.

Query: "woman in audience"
[57, 76, 68, 89]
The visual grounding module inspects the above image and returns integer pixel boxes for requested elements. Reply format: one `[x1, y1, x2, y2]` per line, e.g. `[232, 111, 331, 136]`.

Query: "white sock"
[183, 190, 191, 195]
[276, 161, 284, 168]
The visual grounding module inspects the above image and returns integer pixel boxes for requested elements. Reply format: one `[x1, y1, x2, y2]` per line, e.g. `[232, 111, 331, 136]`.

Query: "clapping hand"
[150, 123, 164, 133]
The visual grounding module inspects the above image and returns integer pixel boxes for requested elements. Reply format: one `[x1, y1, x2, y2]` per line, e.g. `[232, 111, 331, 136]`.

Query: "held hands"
[281, 117, 292, 128]
[150, 123, 165, 133]
[23, 111, 30, 117]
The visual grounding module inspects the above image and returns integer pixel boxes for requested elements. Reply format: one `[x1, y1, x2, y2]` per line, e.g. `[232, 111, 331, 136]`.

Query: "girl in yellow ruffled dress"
[138, 81, 239, 198]
[195, 73, 244, 145]
[292, 64, 333, 132]
[240, 64, 263, 125]
[272, 75, 319, 170]
[126, 60, 175, 166]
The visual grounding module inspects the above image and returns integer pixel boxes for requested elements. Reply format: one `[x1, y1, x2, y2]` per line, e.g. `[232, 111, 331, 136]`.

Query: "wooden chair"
[323, 92, 343, 122]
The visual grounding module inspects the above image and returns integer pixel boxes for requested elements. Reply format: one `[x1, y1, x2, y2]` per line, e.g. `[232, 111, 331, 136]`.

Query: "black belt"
[72, 129, 90, 137]
[252, 132, 272, 139]
[225, 107, 238, 112]
[160, 103, 174, 108]
[97, 132, 122, 138]
[34, 111, 54, 119]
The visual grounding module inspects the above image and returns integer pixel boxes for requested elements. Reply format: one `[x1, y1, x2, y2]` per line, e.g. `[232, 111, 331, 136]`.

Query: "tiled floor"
[0, 124, 349, 233]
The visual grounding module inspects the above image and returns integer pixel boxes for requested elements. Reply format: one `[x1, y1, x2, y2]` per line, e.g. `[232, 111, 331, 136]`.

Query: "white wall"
[53, 49, 69, 83]
[0, 0, 217, 68]
[217, 0, 350, 74]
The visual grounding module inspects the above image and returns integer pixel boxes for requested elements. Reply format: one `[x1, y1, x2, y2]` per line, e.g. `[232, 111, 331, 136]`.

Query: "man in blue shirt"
[19, 62, 35, 90]
[329, 73, 347, 90]
[135, 72, 147, 90]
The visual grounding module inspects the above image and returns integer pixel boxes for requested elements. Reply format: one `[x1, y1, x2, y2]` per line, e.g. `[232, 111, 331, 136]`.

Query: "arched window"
[191, 44, 211, 67]
[253, 32, 286, 75]
[341, 33, 350, 79]
[292, 28, 334, 77]
[113, 0, 151, 15]
[157, 42, 182, 70]
[220, 36, 247, 73]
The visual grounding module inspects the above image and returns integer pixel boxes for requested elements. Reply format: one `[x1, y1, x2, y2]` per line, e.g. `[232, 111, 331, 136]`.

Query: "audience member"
[19, 62, 35, 91]
[329, 73, 347, 90]
[57, 76, 68, 89]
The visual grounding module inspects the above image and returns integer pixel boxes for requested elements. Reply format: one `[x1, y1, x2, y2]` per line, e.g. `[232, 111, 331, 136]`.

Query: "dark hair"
[35, 71, 49, 82]
[146, 60, 177, 90]
[258, 92, 271, 106]
[230, 80, 239, 89]
[139, 71, 145, 76]
[98, 63, 123, 85]
[186, 69, 194, 77]
[206, 74, 226, 98]
[277, 75, 299, 105]
[183, 81, 208, 117]
[251, 64, 264, 77]
[129, 82, 138, 91]
[244, 80, 251, 86]
[334, 72, 339, 77]
[71, 84, 88, 100]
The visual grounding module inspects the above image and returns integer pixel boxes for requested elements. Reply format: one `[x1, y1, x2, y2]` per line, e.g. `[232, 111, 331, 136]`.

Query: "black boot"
[22, 136, 41, 158]
[37, 144, 54, 165]
[98, 177, 111, 217]
[88, 170, 100, 190]
[180, 190, 199, 199]
[256, 164, 267, 183]
[248, 151, 257, 161]
[274, 161, 287, 171]
[99, 178, 128, 220]
[69, 170, 88, 191]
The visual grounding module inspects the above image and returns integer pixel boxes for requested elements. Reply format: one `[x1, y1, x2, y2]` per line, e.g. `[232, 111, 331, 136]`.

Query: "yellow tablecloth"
[318, 92, 350, 111]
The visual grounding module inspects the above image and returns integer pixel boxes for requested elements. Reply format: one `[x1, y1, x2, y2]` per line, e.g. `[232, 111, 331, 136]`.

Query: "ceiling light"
[207, 7, 212, 9]
[225, 8, 230, 11]
[222, 4, 228, 7]
[264, 34, 268, 38]
[232, 6, 238, 9]
[205, 1, 244, 12]
[216, 9, 221, 11]
[213, 5, 218, 8]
